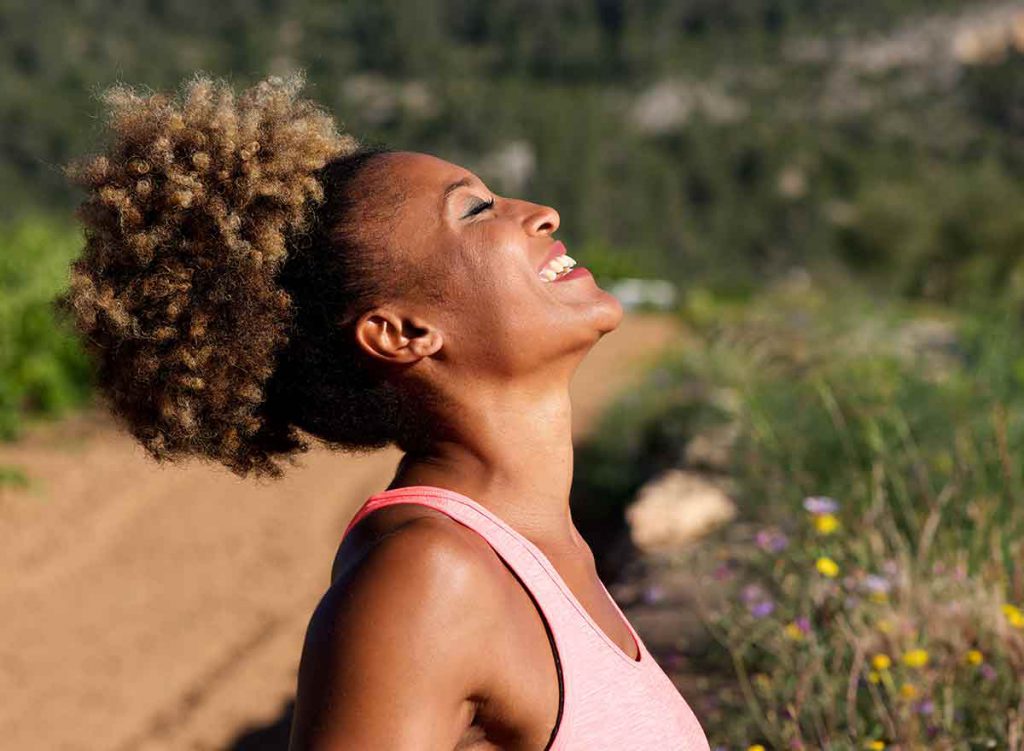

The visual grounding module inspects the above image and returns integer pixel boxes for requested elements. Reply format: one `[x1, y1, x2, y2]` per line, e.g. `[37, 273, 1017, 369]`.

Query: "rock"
[625, 469, 737, 554]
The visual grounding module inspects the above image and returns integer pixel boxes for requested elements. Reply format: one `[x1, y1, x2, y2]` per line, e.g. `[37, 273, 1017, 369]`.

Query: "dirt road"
[0, 313, 684, 751]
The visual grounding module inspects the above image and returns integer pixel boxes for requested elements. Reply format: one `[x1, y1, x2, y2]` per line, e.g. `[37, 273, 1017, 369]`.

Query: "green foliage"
[694, 498, 1024, 748]
[0, 217, 94, 439]
[577, 283, 1024, 746]
[1, 0, 1019, 304]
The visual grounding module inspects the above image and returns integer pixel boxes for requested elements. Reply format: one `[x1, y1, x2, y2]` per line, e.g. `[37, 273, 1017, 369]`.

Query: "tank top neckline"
[360, 483, 646, 669]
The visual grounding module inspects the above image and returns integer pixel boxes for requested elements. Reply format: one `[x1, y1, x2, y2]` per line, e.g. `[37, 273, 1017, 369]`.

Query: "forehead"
[377, 151, 481, 201]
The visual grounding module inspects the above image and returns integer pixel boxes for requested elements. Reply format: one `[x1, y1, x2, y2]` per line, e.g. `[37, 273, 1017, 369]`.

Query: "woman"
[59, 73, 711, 750]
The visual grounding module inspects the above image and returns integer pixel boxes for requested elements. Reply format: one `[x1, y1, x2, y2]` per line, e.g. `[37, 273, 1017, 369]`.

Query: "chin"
[592, 290, 625, 335]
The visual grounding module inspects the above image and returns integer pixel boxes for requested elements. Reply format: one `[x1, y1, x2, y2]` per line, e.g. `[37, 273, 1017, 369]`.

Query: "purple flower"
[796, 616, 811, 634]
[862, 574, 892, 594]
[981, 664, 998, 682]
[803, 495, 839, 514]
[642, 584, 666, 605]
[742, 583, 767, 603]
[915, 699, 935, 715]
[756, 528, 789, 553]
[741, 583, 776, 617]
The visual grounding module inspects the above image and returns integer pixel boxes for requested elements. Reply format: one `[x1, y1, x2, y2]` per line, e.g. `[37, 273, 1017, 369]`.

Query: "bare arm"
[288, 517, 504, 751]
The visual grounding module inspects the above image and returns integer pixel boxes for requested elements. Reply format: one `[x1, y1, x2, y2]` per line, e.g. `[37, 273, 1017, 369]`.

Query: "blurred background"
[2, 1, 1023, 748]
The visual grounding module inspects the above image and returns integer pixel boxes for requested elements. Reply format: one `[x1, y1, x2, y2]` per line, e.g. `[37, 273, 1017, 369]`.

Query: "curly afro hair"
[56, 72, 446, 480]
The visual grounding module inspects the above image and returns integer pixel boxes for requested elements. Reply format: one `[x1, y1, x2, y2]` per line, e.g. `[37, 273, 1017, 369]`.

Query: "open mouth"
[538, 240, 587, 283]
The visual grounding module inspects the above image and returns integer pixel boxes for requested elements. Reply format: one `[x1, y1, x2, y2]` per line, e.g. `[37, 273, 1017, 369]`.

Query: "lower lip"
[552, 266, 591, 282]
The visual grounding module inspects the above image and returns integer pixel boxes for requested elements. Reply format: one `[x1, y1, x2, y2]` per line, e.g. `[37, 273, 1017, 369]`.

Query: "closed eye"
[464, 197, 495, 219]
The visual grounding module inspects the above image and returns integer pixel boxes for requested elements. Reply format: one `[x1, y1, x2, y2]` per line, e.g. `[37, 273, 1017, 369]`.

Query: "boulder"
[625, 469, 737, 554]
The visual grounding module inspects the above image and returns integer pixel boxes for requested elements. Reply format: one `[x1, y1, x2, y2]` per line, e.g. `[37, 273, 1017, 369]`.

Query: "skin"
[288, 151, 628, 751]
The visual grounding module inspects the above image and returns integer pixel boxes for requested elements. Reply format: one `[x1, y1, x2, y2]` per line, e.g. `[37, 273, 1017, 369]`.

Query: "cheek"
[449, 250, 549, 356]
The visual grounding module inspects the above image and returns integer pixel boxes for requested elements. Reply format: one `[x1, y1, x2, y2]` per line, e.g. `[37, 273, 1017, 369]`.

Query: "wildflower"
[865, 741, 886, 750]
[796, 616, 811, 633]
[915, 699, 935, 715]
[1002, 603, 1024, 628]
[863, 574, 891, 595]
[816, 556, 840, 578]
[871, 653, 892, 671]
[966, 649, 983, 666]
[747, 745, 766, 751]
[868, 591, 889, 603]
[741, 584, 776, 618]
[877, 618, 892, 634]
[741, 584, 766, 603]
[803, 496, 839, 515]
[755, 528, 789, 553]
[980, 663, 997, 681]
[867, 671, 881, 684]
[784, 621, 804, 640]
[900, 682, 918, 700]
[813, 513, 840, 534]
[813, 512, 840, 534]
[902, 649, 929, 668]
[642, 584, 666, 605]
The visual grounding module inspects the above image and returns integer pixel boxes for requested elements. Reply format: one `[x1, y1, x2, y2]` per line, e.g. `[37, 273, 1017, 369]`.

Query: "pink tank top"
[341, 485, 712, 751]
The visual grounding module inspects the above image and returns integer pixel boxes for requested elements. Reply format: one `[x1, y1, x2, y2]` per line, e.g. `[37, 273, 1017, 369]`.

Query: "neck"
[388, 378, 584, 558]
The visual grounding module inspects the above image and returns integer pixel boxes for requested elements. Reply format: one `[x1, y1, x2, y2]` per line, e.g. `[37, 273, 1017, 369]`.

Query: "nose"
[522, 200, 560, 237]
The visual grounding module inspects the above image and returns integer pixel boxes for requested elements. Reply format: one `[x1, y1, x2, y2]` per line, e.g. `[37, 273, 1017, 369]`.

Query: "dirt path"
[0, 313, 685, 751]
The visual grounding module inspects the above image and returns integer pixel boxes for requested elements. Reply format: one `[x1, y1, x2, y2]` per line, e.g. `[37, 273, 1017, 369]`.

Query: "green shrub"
[582, 282, 1024, 747]
[0, 217, 93, 439]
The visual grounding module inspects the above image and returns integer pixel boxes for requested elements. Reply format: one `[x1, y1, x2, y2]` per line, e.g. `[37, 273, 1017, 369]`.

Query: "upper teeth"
[539, 254, 577, 282]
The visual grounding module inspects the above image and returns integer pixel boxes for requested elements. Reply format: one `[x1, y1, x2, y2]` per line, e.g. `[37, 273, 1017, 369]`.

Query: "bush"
[0, 217, 94, 439]
[582, 281, 1024, 747]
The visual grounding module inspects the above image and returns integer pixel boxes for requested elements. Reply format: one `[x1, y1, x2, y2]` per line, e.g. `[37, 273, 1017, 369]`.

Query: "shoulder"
[289, 513, 513, 748]
[348, 511, 509, 610]
[314, 511, 511, 665]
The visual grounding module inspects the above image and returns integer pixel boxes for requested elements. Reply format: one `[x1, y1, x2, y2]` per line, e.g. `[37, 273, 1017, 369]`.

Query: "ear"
[353, 308, 443, 364]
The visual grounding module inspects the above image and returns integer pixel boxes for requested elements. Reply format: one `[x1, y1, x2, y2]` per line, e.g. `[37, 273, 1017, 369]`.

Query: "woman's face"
[354, 151, 623, 382]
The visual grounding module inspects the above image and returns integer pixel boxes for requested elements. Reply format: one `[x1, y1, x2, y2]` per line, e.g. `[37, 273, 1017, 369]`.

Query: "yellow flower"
[902, 648, 929, 668]
[877, 619, 892, 634]
[813, 513, 840, 534]
[783, 622, 804, 641]
[871, 653, 892, 671]
[816, 556, 840, 578]
[1003, 604, 1024, 628]
[899, 682, 918, 700]
[966, 649, 984, 665]
[867, 671, 881, 684]
[865, 741, 886, 750]
[869, 591, 888, 603]
[747, 746, 766, 751]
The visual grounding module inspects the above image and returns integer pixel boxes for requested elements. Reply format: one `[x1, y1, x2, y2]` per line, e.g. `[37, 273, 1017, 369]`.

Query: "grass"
[579, 279, 1024, 749]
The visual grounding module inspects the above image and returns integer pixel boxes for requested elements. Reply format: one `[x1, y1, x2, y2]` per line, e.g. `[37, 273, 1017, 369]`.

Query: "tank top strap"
[340, 485, 712, 750]
[343, 485, 579, 614]
[343, 484, 581, 749]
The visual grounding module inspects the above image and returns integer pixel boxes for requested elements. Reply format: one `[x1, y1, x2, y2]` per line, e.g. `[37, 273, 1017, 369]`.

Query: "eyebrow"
[441, 176, 477, 204]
